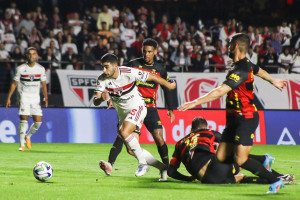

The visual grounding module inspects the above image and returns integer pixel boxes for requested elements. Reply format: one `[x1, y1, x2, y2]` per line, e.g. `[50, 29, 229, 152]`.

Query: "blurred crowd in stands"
[1, 1, 300, 77]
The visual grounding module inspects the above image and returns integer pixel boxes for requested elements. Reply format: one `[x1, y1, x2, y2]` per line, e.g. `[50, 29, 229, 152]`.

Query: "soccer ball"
[33, 161, 53, 182]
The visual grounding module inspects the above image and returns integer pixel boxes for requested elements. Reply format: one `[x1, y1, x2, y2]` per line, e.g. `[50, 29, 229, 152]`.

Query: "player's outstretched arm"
[167, 165, 195, 182]
[93, 91, 109, 106]
[6, 81, 18, 108]
[178, 84, 231, 111]
[255, 68, 287, 91]
[147, 73, 176, 90]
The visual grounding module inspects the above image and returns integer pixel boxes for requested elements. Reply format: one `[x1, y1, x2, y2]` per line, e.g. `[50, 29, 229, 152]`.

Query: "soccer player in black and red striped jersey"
[99, 38, 177, 180]
[168, 117, 294, 185]
[178, 33, 287, 193]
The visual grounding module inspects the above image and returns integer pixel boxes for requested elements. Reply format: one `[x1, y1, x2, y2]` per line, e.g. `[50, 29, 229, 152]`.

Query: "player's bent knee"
[234, 156, 247, 166]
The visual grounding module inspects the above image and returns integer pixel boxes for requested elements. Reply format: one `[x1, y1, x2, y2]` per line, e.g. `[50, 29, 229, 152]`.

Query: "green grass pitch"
[0, 143, 299, 200]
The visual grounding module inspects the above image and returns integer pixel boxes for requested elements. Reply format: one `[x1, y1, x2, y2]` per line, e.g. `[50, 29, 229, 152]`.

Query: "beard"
[228, 50, 235, 59]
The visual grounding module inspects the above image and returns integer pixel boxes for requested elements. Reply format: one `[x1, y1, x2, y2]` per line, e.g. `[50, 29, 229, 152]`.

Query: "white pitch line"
[279, 160, 300, 163]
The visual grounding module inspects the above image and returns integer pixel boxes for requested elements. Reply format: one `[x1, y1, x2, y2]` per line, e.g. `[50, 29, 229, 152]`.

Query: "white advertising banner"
[56, 69, 107, 107]
[57, 69, 300, 109]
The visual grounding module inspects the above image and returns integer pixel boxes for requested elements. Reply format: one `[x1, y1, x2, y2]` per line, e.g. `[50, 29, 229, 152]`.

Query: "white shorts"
[118, 105, 147, 131]
[19, 102, 43, 116]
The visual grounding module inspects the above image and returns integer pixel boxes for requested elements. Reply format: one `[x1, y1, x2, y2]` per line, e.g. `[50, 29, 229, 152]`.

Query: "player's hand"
[44, 97, 48, 107]
[101, 90, 110, 101]
[167, 110, 175, 123]
[107, 99, 114, 109]
[272, 79, 287, 91]
[168, 80, 176, 90]
[178, 101, 197, 111]
[5, 99, 11, 108]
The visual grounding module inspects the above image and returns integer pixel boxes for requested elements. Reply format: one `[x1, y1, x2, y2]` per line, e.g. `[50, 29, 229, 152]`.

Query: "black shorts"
[221, 112, 259, 146]
[201, 156, 240, 184]
[144, 107, 163, 133]
[188, 151, 214, 178]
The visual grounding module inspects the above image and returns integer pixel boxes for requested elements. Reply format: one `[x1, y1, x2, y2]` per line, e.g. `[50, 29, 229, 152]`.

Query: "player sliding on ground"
[93, 53, 176, 177]
[168, 116, 295, 185]
[178, 33, 287, 193]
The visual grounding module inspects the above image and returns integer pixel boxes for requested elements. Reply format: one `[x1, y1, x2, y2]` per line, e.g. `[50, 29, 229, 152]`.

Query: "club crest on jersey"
[113, 88, 123, 96]
[29, 74, 35, 81]
[68, 75, 98, 106]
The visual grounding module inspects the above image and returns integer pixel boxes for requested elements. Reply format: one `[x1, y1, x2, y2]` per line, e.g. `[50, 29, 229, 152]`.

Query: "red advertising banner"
[139, 109, 266, 145]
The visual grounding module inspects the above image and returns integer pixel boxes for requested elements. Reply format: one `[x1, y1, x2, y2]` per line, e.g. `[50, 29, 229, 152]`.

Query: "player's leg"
[108, 134, 124, 166]
[99, 134, 123, 176]
[215, 142, 235, 163]
[25, 103, 43, 149]
[215, 116, 236, 163]
[248, 154, 274, 171]
[235, 145, 283, 192]
[124, 132, 166, 172]
[144, 108, 169, 167]
[19, 115, 29, 151]
[234, 113, 283, 193]
[18, 102, 30, 151]
[119, 121, 147, 164]
[152, 129, 169, 167]
[25, 115, 42, 149]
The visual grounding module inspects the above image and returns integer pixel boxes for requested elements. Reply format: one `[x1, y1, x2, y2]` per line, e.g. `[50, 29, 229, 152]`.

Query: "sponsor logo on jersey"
[229, 73, 240, 82]
[68, 75, 98, 106]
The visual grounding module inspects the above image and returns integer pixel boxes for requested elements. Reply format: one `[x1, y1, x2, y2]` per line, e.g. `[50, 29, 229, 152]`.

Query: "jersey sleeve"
[170, 143, 181, 168]
[212, 130, 222, 143]
[223, 67, 248, 90]
[253, 63, 259, 75]
[160, 66, 179, 110]
[40, 67, 47, 82]
[130, 67, 149, 82]
[13, 67, 21, 81]
[95, 75, 106, 93]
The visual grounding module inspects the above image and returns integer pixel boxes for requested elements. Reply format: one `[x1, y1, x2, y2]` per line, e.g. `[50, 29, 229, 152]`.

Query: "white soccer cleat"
[279, 174, 295, 184]
[99, 160, 112, 176]
[135, 164, 149, 177]
[18, 146, 25, 151]
[158, 169, 168, 181]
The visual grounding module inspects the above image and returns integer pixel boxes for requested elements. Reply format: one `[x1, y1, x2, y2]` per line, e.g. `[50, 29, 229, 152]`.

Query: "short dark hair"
[143, 38, 158, 49]
[101, 53, 118, 64]
[191, 117, 208, 131]
[25, 47, 37, 54]
[230, 33, 250, 53]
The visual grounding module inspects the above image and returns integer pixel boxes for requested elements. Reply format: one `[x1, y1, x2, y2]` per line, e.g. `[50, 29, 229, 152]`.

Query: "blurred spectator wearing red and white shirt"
[262, 26, 271, 40]
[156, 15, 172, 33]
[173, 17, 186, 34]
[211, 48, 225, 72]
[219, 19, 236, 47]
[108, 5, 120, 22]
[1, 12, 13, 31]
[251, 28, 263, 47]
[157, 24, 171, 41]
[120, 22, 136, 48]
[136, 6, 149, 17]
